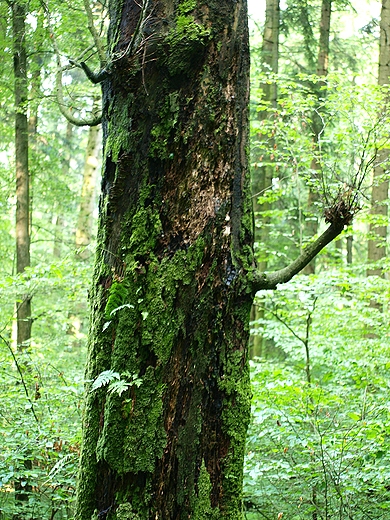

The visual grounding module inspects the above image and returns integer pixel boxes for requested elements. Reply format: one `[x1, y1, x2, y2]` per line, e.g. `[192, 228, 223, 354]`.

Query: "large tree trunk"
[368, 0, 390, 277]
[75, 1, 254, 518]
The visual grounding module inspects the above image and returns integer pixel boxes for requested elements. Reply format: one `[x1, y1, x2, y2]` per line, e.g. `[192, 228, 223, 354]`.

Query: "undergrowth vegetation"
[244, 272, 390, 519]
[0, 259, 90, 519]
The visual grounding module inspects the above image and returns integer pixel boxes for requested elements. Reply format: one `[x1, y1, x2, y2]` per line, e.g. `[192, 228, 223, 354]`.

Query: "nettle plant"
[244, 272, 390, 520]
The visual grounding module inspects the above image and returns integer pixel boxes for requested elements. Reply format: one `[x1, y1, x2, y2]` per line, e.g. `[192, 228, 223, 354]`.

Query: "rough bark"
[13, 0, 31, 350]
[367, 0, 390, 277]
[76, 1, 253, 518]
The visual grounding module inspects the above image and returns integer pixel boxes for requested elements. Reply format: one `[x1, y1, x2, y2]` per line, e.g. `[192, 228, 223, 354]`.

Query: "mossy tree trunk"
[74, 1, 351, 517]
[76, 1, 254, 518]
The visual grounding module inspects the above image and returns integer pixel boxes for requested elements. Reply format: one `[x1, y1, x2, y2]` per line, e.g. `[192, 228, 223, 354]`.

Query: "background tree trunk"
[13, 0, 32, 351]
[76, 1, 254, 518]
[70, 114, 101, 338]
[75, 108, 100, 259]
[251, 0, 279, 358]
[53, 122, 73, 258]
[253, 0, 279, 271]
[367, 0, 390, 277]
[12, 2, 32, 514]
[303, 0, 332, 274]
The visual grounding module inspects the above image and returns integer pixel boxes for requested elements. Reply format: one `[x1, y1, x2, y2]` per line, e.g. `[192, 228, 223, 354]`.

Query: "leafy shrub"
[245, 272, 390, 519]
[0, 258, 88, 519]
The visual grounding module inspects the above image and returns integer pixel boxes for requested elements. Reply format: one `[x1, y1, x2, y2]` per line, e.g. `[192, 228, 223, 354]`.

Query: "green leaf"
[107, 380, 131, 396]
[91, 370, 120, 391]
[348, 412, 361, 421]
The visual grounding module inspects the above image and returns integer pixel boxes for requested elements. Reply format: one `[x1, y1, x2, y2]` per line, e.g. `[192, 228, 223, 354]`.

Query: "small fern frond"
[91, 370, 120, 391]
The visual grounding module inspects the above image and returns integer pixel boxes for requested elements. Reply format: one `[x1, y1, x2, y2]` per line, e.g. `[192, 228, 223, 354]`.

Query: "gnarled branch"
[41, 0, 103, 126]
[252, 221, 345, 292]
[55, 68, 102, 126]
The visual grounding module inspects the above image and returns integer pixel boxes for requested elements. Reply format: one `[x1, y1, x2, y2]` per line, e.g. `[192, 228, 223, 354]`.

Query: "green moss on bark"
[76, 1, 253, 518]
[177, 0, 197, 15]
[126, 207, 162, 255]
[193, 462, 220, 519]
[116, 503, 140, 520]
[96, 366, 166, 474]
[163, 14, 211, 76]
[105, 95, 134, 163]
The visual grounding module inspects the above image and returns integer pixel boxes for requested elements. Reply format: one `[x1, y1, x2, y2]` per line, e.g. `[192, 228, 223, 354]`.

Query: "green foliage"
[250, 71, 390, 271]
[91, 369, 120, 390]
[0, 258, 90, 519]
[104, 281, 130, 321]
[245, 272, 390, 519]
[91, 370, 142, 396]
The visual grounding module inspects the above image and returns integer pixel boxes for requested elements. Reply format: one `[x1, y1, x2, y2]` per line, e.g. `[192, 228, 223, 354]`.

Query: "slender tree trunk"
[13, 0, 31, 350]
[53, 123, 73, 258]
[12, 2, 32, 514]
[28, 11, 44, 137]
[346, 234, 353, 265]
[253, 0, 279, 270]
[251, 0, 279, 358]
[367, 0, 390, 277]
[75, 112, 100, 259]
[304, 0, 332, 274]
[75, 1, 254, 518]
[70, 116, 101, 338]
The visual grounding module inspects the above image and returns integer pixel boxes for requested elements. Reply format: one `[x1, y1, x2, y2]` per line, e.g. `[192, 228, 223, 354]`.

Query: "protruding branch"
[55, 68, 102, 126]
[252, 221, 345, 292]
[41, 0, 103, 126]
[69, 59, 109, 84]
[82, 0, 106, 66]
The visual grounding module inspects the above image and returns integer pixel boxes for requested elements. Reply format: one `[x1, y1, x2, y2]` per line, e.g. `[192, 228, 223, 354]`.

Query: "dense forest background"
[0, 0, 389, 518]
